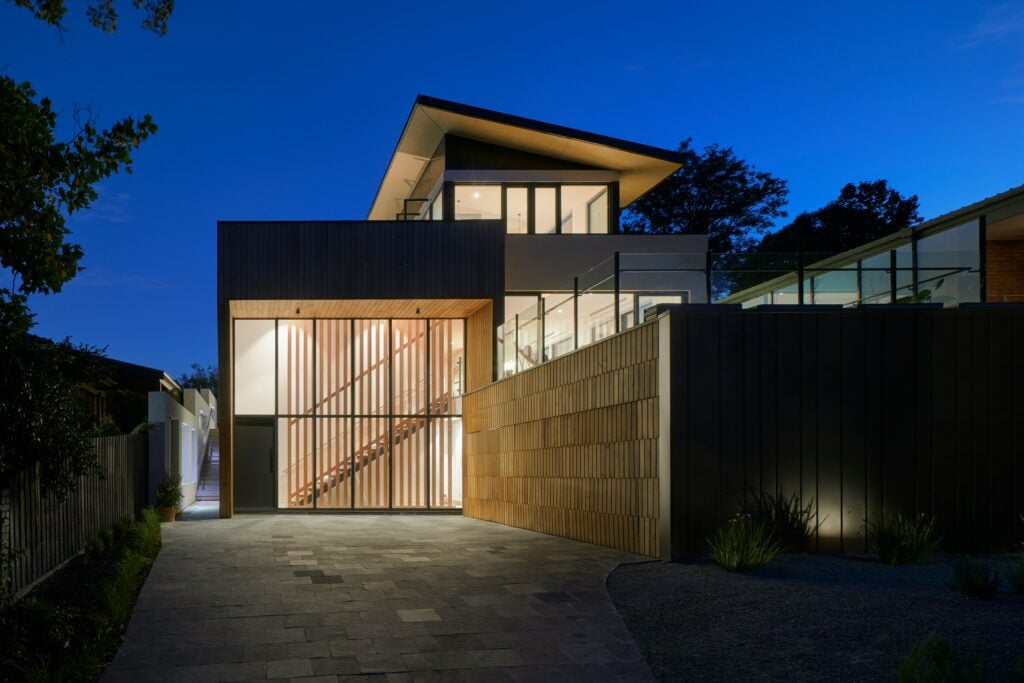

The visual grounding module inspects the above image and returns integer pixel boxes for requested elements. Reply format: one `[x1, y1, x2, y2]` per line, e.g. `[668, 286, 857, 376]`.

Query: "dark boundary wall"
[660, 305, 1024, 557]
[1, 434, 148, 598]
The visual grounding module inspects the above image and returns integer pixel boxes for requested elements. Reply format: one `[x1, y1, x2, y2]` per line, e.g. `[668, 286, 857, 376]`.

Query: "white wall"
[149, 388, 218, 509]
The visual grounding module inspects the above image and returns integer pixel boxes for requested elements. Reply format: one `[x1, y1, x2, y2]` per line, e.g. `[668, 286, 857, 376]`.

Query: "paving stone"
[310, 656, 361, 675]
[105, 515, 653, 681]
[397, 609, 441, 623]
[267, 658, 313, 679]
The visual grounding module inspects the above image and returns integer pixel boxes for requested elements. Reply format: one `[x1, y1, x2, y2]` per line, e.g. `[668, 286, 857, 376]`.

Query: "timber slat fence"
[1, 434, 148, 599]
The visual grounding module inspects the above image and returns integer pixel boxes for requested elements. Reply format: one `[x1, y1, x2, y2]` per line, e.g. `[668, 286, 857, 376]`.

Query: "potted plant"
[155, 472, 182, 522]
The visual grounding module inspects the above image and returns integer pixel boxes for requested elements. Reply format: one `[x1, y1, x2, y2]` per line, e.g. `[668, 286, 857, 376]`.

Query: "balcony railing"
[497, 250, 982, 379]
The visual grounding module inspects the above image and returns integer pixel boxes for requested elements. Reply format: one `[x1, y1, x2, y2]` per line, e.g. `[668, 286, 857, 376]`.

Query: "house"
[218, 96, 1024, 559]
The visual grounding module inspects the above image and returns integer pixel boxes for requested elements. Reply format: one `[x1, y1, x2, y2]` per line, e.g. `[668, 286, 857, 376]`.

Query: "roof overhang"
[368, 95, 685, 220]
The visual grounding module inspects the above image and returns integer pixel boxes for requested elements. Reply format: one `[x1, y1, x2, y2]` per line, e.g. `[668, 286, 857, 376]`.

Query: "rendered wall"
[462, 321, 660, 556]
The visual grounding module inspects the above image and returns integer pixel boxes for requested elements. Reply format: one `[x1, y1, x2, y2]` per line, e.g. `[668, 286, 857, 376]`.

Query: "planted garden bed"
[609, 555, 1024, 681]
[0, 509, 162, 681]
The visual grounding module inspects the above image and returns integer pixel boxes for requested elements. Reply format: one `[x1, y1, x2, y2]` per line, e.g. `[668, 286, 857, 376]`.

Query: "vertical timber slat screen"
[462, 321, 660, 557]
[663, 305, 1024, 555]
[3, 434, 148, 599]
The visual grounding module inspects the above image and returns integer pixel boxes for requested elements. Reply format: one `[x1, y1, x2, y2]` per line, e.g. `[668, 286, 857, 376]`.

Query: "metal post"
[797, 250, 805, 305]
[911, 230, 919, 296]
[573, 276, 579, 351]
[613, 252, 621, 334]
[889, 250, 898, 303]
[538, 296, 545, 362]
[514, 314, 520, 373]
[856, 260, 863, 305]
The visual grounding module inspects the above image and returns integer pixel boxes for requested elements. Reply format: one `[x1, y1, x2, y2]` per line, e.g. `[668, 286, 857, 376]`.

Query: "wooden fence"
[1, 434, 148, 599]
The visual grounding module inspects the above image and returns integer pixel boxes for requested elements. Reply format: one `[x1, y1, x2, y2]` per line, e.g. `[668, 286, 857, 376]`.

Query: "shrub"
[139, 507, 161, 557]
[951, 559, 1000, 599]
[867, 509, 940, 565]
[743, 489, 817, 552]
[709, 515, 781, 571]
[100, 550, 145, 627]
[896, 633, 982, 682]
[155, 472, 182, 511]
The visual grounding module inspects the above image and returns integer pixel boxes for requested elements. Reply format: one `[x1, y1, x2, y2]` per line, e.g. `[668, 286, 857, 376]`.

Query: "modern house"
[218, 96, 1024, 559]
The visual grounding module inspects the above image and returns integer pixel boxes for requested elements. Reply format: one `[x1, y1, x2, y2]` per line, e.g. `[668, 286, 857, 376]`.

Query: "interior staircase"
[196, 429, 219, 501]
[288, 393, 451, 507]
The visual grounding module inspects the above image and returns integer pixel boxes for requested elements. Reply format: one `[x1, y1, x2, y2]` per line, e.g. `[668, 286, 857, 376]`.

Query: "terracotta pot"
[159, 506, 176, 523]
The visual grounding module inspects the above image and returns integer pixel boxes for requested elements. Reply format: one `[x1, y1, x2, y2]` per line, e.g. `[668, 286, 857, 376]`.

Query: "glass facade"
[441, 182, 613, 234]
[729, 219, 983, 308]
[234, 318, 465, 510]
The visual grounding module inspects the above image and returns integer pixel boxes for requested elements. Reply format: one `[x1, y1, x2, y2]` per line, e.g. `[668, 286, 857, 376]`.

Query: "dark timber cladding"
[659, 304, 1024, 557]
[217, 220, 504, 306]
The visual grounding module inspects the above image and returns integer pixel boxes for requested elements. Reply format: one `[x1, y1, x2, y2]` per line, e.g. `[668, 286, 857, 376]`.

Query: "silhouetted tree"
[758, 180, 922, 255]
[6, 0, 173, 34]
[179, 363, 218, 397]
[622, 139, 789, 253]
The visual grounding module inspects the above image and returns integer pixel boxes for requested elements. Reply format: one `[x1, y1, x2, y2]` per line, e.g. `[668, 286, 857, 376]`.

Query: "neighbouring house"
[218, 96, 1024, 559]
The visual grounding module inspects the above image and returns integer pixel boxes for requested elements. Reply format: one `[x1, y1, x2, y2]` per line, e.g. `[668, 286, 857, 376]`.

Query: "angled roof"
[368, 95, 686, 220]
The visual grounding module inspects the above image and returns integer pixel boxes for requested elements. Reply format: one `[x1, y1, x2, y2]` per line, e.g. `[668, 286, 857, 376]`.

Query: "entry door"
[234, 418, 275, 509]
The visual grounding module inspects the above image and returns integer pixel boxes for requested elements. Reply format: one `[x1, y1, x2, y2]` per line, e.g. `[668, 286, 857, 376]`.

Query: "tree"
[179, 362, 218, 397]
[622, 139, 789, 253]
[7, 0, 173, 34]
[0, 337, 107, 497]
[758, 180, 922, 256]
[1, 77, 157, 337]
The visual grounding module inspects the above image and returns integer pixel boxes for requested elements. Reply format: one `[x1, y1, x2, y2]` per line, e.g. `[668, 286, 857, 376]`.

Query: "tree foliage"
[0, 337, 107, 497]
[1, 76, 157, 333]
[178, 362, 218, 397]
[622, 138, 789, 253]
[7, 0, 174, 34]
[758, 180, 922, 255]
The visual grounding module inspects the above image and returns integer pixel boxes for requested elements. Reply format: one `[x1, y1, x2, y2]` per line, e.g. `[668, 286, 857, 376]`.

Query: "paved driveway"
[105, 513, 653, 682]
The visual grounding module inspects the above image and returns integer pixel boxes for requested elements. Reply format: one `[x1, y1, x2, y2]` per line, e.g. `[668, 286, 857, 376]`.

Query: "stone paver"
[103, 515, 653, 682]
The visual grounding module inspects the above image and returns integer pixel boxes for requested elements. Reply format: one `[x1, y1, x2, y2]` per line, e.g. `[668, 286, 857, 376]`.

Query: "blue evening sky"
[3, 1, 1023, 378]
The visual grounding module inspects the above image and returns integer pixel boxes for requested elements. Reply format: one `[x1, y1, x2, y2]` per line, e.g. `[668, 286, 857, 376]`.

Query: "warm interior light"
[473, 191, 480, 199]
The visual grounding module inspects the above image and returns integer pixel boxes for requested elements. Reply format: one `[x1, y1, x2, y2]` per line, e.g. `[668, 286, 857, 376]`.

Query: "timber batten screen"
[233, 317, 465, 510]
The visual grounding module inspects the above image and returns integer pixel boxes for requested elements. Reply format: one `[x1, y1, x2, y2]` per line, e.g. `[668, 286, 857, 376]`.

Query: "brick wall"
[986, 240, 1024, 302]
[462, 322, 660, 557]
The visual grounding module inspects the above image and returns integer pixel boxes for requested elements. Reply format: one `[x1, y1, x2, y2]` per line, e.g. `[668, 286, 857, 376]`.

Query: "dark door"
[234, 418, 275, 509]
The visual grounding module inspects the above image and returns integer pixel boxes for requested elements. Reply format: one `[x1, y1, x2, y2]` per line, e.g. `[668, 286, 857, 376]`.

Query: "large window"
[506, 187, 528, 234]
[451, 182, 612, 234]
[561, 185, 608, 234]
[454, 185, 501, 220]
[238, 318, 465, 510]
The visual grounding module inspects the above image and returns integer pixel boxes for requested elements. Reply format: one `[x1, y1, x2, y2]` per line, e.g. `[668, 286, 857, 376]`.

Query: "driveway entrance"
[105, 514, 652, 681]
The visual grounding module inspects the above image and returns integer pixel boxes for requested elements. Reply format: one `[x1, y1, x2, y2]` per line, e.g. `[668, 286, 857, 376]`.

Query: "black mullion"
[350, 319, 355, 509]
[274, 319, 279, 509]
[312, 319, 317, 510]
[527, 186, 535, 234]
[388, 320, 393, 510]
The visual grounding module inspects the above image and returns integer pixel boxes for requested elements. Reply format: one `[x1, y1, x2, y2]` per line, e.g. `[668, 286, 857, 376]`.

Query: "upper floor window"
[450, 182, 611, 234]
[561, 185, 608, 234]
[454, 185, 501, 220]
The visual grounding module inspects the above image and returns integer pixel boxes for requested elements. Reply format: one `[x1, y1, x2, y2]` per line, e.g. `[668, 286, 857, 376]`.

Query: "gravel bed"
[608, 554, 1024, 682]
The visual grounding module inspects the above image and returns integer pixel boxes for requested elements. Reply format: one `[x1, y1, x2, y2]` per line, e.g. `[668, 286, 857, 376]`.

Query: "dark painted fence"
[1, 434, 148, 598]
[664, 305, 1024, 555]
